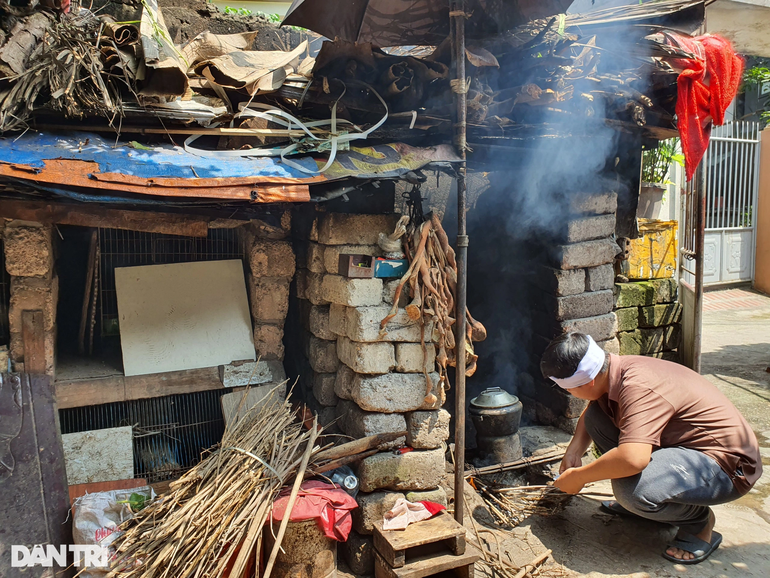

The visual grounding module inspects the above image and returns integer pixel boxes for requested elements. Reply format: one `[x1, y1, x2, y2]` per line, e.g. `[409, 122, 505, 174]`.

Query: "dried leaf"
[465, 46, 499, 68]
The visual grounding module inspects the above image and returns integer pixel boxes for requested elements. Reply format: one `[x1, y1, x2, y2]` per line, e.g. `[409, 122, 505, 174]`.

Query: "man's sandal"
[662, 531, 722, 565]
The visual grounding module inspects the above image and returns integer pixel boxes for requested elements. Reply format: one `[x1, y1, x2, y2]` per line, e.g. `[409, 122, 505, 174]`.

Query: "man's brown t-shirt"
[597, 354, 761, 495]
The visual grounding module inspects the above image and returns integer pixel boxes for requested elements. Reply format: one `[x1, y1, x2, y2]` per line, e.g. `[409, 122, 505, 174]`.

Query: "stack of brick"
[243, 217, 295, 361]
[520, 191, 621, 434]
[614, 279, 681, 361]
[4, 221, 57, 376]
[290, 211, 452, 575]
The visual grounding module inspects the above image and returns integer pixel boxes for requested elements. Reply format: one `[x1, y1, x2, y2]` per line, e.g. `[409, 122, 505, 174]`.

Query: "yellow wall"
[755, 129, 770, 295]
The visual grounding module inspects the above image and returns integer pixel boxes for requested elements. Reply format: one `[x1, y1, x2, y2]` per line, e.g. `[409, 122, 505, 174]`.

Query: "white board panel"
[62, 427, 134, 485]
[115, 260, 255, 377]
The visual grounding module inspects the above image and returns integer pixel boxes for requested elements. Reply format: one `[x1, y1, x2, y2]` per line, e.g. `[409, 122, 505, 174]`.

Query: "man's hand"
[559, 450, 583, 474]
[554, 468, 585, 494]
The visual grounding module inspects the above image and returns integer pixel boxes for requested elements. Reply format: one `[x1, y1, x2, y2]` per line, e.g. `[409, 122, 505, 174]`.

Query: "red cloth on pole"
[271, 481, 358, 542]
[664, 33, 743, 181]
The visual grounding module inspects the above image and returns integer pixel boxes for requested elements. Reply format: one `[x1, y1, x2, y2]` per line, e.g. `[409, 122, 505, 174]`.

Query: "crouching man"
[540, 332, 761, 564]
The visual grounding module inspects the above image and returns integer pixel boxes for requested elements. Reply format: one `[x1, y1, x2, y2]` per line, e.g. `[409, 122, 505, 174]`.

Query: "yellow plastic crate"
[626, 219, 678, 280]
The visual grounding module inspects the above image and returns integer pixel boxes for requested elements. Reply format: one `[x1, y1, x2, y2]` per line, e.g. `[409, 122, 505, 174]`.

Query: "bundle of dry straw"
[475, 479, 571, 529]
[108, 389, 319, 578]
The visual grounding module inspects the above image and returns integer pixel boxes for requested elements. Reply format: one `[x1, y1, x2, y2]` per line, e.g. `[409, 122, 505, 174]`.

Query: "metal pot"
[469, 387, 523, 438]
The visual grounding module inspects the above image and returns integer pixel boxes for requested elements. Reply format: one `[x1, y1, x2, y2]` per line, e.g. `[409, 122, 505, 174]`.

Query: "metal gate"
[703, 121, 762, 285]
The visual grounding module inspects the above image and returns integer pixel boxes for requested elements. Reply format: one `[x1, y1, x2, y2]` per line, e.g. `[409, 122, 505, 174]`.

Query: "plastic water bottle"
[329, 466, 360, 498]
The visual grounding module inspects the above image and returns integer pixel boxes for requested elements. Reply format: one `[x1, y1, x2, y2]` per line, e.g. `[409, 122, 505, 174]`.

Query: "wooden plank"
[78, 231, 97, 355]
[374, 511, 466, 552]
[21, 310, 46, 374]
[55, 366, 224, 409]
[374, 547, 479, 578]
[0, 199, 210, 237]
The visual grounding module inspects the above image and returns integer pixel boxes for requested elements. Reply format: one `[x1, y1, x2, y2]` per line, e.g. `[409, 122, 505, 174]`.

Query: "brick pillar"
[4, 221, 57, 376]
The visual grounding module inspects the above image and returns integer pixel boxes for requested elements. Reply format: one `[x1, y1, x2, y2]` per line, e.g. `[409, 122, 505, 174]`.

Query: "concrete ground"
[466, 288, 770, 578]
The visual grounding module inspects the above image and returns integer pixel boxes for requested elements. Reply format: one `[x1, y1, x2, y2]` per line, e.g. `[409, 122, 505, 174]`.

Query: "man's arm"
[555, 442, 653, 494]
[560, 405, 593, 473]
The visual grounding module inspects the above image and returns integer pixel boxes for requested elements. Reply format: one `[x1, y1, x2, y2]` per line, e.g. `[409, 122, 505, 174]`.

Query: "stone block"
[406, 409, 450, 449]
[341, 530, 374, 575]
[645, 350, 681, 363]
[532, 266, 585, 297]
[219, 360, 274, 387]
[328, 303, 348, 336]
[306, 242, 326, 273]
[555, 416, 581, 435]
[3, 222, 53, 277]
[585, 264, 615, 292]
[317, 213, 399, 246]
[533, 381, 588, 419]
[8, 276, 58, 332]
[351, 372, 441, 413]
[309, 305, 335, 340]
[649, 278, 678, 304]
[534, 400, 558, 426]
[614, 307, 639, 331]
[249, 277, 289, 325]
[615, 282, 655, 308]
[639, 303, 682, 328]
[324, 244, 381, 274]
[305, 272, 328, 305]
[559, 313, 617, 342]
[665, 324, 682, 350]
[395, 343, 436, 373]
[548, 290, 614, 321]
[405, 487, 448, 507]
[337, 336, 394, 375]
[294, 269, 308, 299]
[598, 336, 620, 355]
[568, 191, 618, 215]
[249, 238, 295, 279]
[346, 305, 423, 342]
[618, 326, 679, 355]
[322, 275, 383, 307]
[554, 239, 618, 270]
[308, 336, 339, 373]
[0, 346, 8, 372]
[358, 447, 445, 492]
[353, 491, 404, 535]
[382, 279, 409, 306]
[564, 214, 616, 243]
[253, 324, 284, 360]
[312, 372, 338, 407]
[334, 365, 355, 400]
[336, 400, 406, 443]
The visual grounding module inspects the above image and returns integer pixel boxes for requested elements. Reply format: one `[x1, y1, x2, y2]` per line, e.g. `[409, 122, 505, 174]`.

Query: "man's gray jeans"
[584, 402, 741, 535]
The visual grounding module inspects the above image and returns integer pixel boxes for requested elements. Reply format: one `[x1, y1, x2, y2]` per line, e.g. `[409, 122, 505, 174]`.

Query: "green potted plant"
[639, 138, 685, 220]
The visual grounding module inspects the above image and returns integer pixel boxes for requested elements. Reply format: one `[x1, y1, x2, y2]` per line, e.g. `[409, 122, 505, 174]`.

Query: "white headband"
[550, 335, 605, 389]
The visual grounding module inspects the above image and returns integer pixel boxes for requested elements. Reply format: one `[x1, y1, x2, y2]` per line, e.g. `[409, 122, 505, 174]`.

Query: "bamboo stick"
[512, 549, 551, 578]
[313, 431, 406, 462]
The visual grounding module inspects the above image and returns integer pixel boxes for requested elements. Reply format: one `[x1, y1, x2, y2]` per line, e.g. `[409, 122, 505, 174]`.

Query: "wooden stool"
[373, 511, 480, 578]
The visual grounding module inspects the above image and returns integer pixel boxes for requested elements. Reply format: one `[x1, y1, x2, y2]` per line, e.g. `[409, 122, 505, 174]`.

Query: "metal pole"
[450, 0, 468, 525]
[693, 159, 706, 373]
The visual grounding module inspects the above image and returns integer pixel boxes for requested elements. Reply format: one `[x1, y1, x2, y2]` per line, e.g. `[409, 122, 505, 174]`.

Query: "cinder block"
[312, 372, 338, 407]
[322, 275, 383, 307]
[615, 282, 655, 308]
[554, 239, 619, 270]
[569, 191, 618, 215]
[308, 336, 339, 373]
[249, 238, 295, 279]
[3, 222, 53, 277]
[347, 305, 425, 343]
[614, 307, 639, 331]
[405, 409, 450, 449]
[585, 264, 615, 292]
[559, 313, 617, 342]
[337, 336, 394, 374]
[336, 400, 406, 443]
[306, 242, 326, 274]
[532, 266, 585, 297]
[324, 244, 380, 274]
[341, 530, 375, 574]
[249, 277, 289, 325]
[565, 214, 615, 243]
[317, 213, 399, 246]
[8, 276, 58, 332]
[405, 487, 448, 507]
[358, 447, 445, 492]
[309, 305, 334, 340]
[395, 342, 436, 373]
[328, 303, 348, 336]
[351, 372, 441, 413]
[353, 491, 404, 535]
[253, 324, 284, 360]
[334, 365, 355, 400]
[548, 290, 614, 321]
[382, 279, 409, 306]
[638, 303, 682, 328]
[305, 272, 328, 306]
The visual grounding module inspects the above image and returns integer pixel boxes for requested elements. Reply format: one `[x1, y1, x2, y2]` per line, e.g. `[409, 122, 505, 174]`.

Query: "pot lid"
[470, 387, 519, 409]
